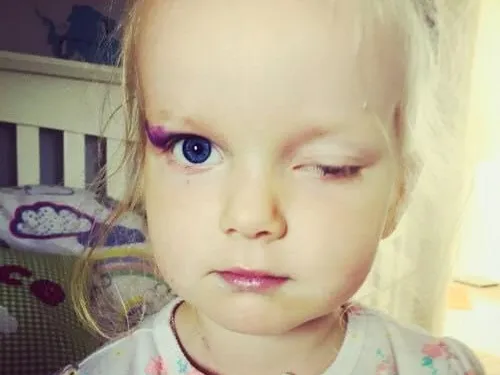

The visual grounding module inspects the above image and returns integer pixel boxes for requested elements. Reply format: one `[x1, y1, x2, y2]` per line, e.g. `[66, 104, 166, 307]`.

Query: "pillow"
[87, 247, 174, 337]
[0, 246, 103, 375]
[0, 185, 147, 255]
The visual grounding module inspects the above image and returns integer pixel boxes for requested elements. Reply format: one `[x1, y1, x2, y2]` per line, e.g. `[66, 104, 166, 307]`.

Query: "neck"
[174, 302, 346, 375]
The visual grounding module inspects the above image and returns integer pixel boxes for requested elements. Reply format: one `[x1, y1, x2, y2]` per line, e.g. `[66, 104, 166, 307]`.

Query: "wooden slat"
[64, 132, 86, 189]
[0, 51, 121, 85]
[0, 70, 125, 141]
[106, 138, 127, 200]
[0, 123, 17, 186]
[16, 124, 40, 185]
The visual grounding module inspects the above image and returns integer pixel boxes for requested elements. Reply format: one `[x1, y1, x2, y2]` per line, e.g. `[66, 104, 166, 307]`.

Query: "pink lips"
[217, 268, 288, 292]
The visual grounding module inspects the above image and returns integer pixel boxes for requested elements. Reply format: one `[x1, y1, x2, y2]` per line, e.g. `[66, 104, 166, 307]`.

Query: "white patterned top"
[53, 299, 484, 375]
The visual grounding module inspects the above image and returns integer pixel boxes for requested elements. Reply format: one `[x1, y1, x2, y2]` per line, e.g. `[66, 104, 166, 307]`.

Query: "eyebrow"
[282, 127, 332, 157]
[153, 110, 336, 139]
[154, 110, 212, 131]
[146, 111, 228, 147]
[283, 125, 383, 164]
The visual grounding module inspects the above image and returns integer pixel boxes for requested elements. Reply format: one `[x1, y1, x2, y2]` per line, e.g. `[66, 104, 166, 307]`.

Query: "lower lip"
[217, 271, 288, 292]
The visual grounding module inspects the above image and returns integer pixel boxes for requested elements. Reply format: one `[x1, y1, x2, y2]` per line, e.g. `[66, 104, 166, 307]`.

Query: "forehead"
[137, 0, 405, 130]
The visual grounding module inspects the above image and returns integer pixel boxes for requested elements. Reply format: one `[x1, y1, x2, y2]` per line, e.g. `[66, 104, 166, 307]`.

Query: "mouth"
[215, 268, 289, 292]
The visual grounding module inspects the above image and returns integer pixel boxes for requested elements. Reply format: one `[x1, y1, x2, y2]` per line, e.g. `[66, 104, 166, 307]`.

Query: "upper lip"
[217, 268, 289, 279]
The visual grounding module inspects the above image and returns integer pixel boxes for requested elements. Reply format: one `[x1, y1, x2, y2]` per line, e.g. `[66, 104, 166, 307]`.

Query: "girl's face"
[140, 0, 405, 334]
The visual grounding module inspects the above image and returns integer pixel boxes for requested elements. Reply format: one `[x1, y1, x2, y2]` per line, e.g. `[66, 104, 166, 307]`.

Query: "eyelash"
[154, 133, 192, 151]
[301, 165, 363, 180]
[151, 132, 222, 170]
[149, 132, 363, 180]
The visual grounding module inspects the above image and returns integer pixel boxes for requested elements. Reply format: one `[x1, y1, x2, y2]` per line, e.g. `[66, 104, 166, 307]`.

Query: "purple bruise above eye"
[145, 122, 170, 147]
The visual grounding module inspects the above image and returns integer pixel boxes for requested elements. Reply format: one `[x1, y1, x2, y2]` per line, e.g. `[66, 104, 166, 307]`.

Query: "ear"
[381, 103, 406, 239]
[381, 175, 405, 239]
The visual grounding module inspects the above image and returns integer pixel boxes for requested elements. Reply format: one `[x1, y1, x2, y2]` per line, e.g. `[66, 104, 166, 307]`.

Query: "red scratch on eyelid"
[145, 122, 171, 146]
[145, 122, 168, 135]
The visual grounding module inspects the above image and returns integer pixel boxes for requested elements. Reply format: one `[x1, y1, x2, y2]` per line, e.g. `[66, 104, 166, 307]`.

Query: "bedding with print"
[0, 185, 147, 255]
[0, 246, 103, 375]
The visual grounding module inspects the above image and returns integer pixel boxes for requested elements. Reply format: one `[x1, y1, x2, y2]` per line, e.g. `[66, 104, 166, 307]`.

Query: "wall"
[0, 0, 125, 188]
[455, 0, 500, 282]
[0, 0, 123, 64]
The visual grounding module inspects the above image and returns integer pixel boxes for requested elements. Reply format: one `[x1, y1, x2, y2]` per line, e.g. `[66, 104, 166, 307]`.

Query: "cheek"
[331, 255, 375, 305]
[144, 157, 221, 281]
[291, 179, 392, 246]
[286, 182, 388, 288]
[344, 254, 375, 289]
[144, 153, 212, 228]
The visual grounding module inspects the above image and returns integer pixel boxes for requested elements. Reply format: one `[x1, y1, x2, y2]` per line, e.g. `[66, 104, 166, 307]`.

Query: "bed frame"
[0, 51, 127, 199]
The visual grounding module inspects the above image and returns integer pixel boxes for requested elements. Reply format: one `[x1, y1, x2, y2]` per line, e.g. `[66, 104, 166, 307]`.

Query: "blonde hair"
[73, 0, 472, 337]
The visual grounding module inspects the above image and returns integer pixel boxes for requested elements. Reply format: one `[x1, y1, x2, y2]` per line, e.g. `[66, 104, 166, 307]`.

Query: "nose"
[219, 173, 287, 242]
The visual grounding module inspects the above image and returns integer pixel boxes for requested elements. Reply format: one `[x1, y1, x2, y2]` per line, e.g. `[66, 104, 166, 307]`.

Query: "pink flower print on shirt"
[422, 341, 454, 359]
[421, 341, 457, 374]
[375, 349, 397, 375]
[145, 356, 168, 375]
[376, 361, 397, 375]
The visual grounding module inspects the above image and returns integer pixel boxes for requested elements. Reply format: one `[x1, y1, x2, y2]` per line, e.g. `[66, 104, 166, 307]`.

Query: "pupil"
[182, 137, 212, 164]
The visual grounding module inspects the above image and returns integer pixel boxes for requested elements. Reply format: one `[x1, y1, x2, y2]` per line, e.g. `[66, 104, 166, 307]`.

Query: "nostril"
[224, 227, 237, 235]
[219, 191, 287, 241]
[254, 230, 272, 239]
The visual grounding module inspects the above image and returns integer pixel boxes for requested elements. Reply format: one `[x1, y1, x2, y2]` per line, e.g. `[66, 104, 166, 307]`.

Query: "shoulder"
[51, 321, 158, 375]
[83, 321, 159, 373]
[52, 299, 182, 375]
[358, 306, 485, 375]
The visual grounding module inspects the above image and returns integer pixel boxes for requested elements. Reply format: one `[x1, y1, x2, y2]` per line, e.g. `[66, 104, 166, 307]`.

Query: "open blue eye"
[164, 134, 222, 167]
[181, 136, 212, 164]
[145, 123, 223, 167]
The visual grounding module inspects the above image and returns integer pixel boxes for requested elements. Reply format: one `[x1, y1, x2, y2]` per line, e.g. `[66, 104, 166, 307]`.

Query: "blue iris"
[182, 136, 212, 164]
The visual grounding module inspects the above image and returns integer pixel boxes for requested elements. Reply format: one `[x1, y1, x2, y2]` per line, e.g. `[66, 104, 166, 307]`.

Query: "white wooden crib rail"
[0, 51, 127, 199]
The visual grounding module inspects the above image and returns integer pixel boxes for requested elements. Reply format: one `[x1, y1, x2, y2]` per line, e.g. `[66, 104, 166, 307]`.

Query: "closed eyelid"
[299, 143, 382, 164]
[285, 133, 382, 165]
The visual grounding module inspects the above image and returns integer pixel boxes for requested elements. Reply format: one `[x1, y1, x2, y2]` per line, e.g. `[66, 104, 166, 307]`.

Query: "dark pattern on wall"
[35, 5, 120, 65]
[0, 0, 124, 65]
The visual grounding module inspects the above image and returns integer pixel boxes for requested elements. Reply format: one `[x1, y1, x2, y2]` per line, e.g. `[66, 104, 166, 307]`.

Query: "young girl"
[56, 0, 484, 374]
